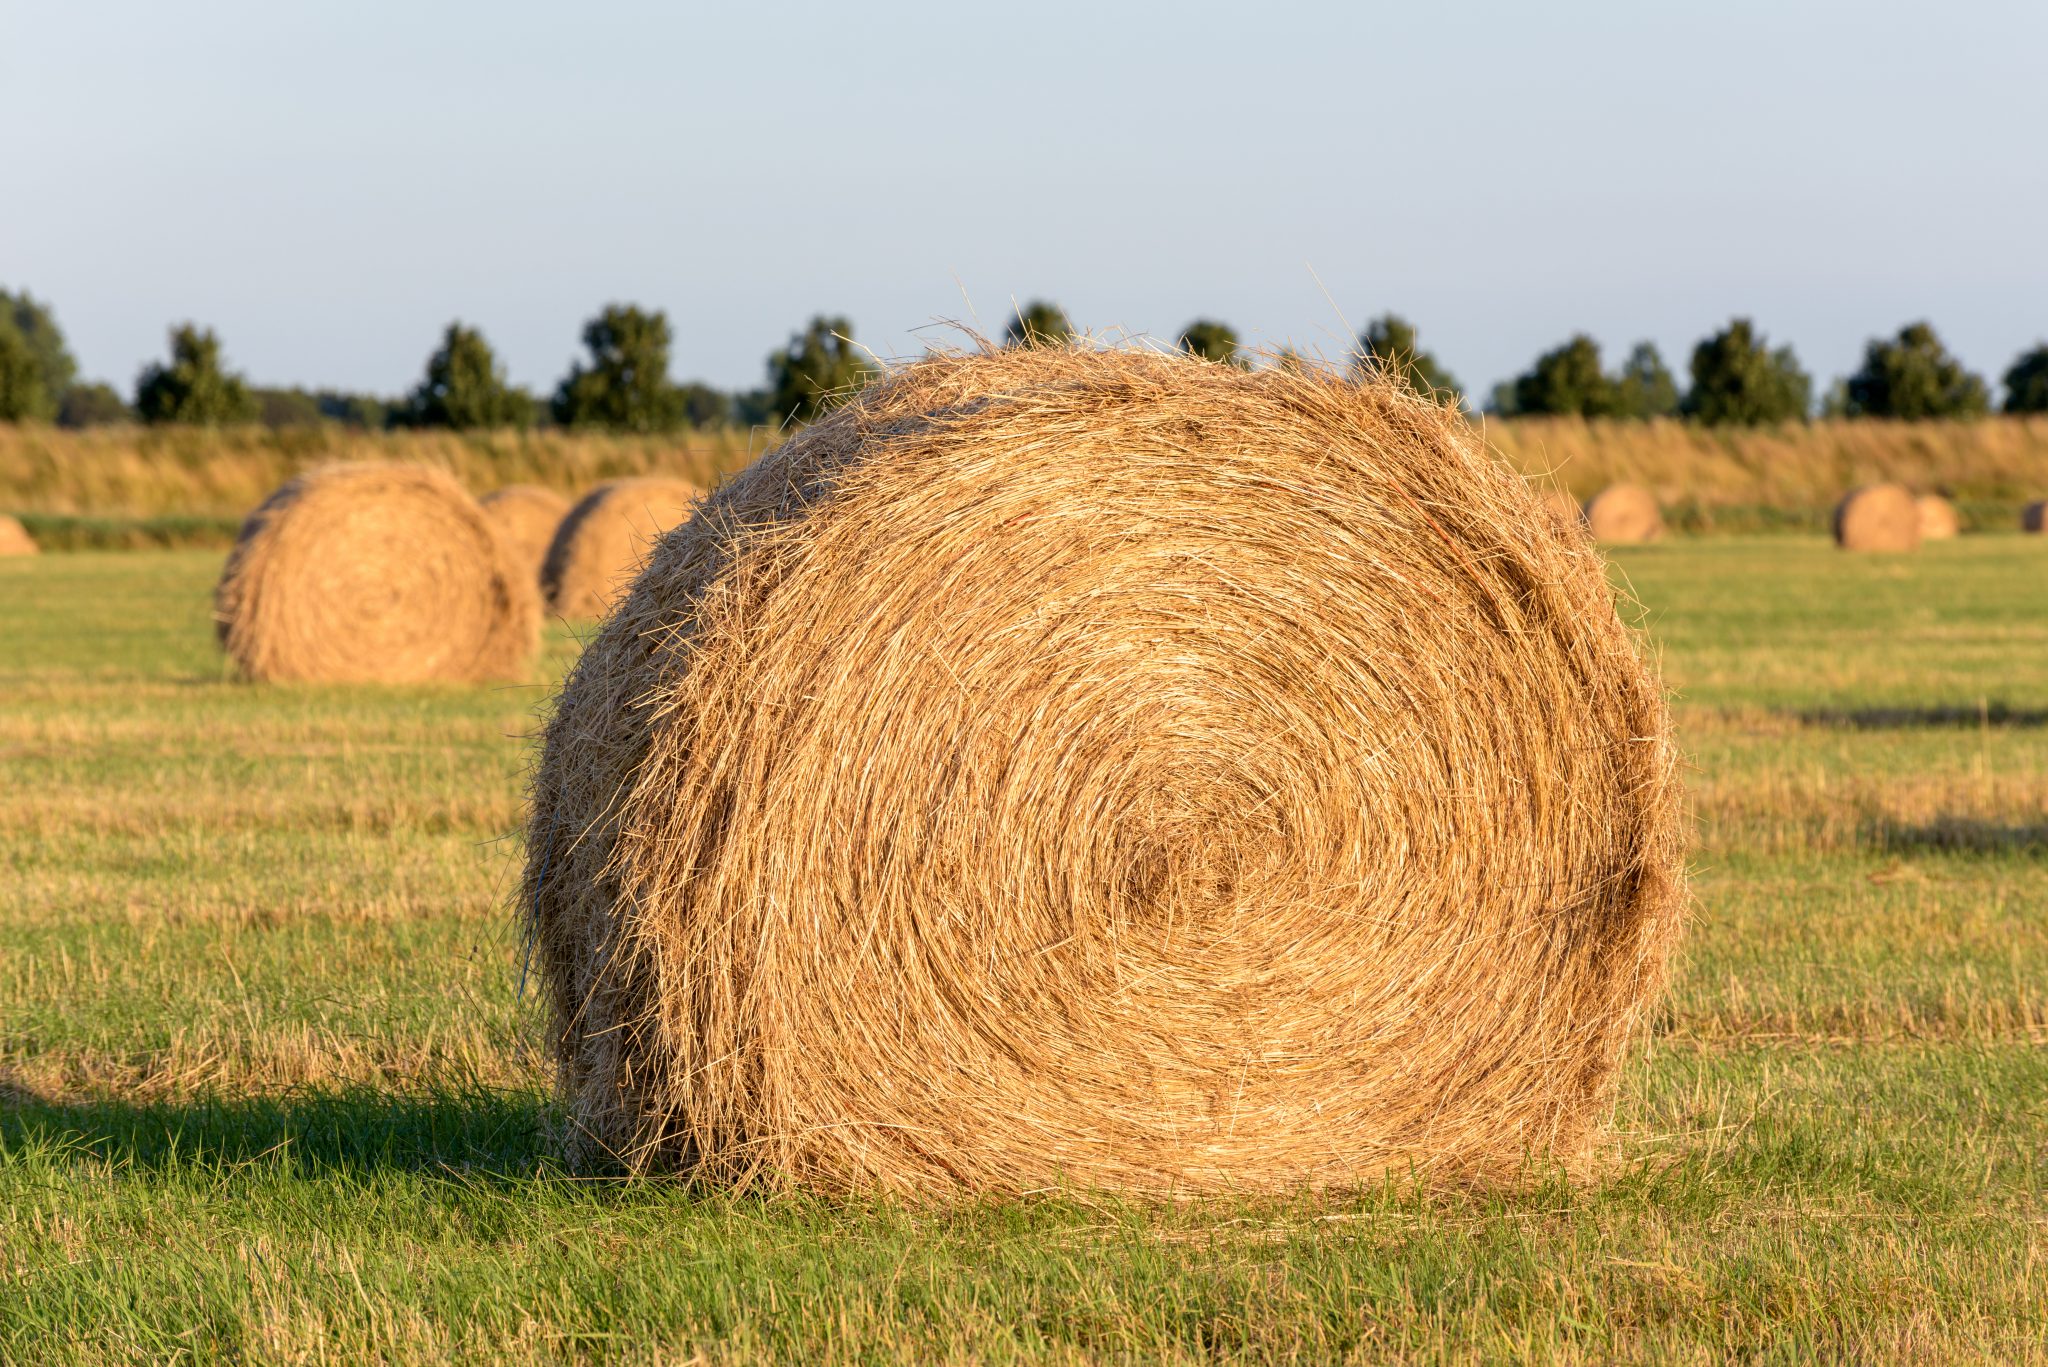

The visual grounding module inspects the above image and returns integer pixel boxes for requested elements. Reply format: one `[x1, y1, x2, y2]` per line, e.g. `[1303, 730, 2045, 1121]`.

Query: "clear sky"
[5, 0, 2044, 402]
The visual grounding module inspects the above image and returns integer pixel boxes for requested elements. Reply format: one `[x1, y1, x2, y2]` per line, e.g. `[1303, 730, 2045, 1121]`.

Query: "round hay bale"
[523, 348, 1687, 1197]
[2023, 500, 2047, 534]
[541, 477, 700, 617]
[1583, 484, 1662, 543]
[1833, 483, 1921, 551]
[479, 484, 572, 582]
[0, 514, 38, 556]
[214, 463, 541, 683]
[1915, 493, 1960, 541]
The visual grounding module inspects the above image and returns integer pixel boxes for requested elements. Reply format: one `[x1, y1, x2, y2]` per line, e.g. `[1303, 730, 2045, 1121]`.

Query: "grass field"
[2, 540, 2045, 1363]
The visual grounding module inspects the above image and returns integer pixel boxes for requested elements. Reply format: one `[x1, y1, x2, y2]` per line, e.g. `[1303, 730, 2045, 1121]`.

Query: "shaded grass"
[1, 542, 2045, 1362]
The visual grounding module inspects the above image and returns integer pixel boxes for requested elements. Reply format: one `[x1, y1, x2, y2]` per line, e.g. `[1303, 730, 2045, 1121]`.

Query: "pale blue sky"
[4, 0, 2043, 401]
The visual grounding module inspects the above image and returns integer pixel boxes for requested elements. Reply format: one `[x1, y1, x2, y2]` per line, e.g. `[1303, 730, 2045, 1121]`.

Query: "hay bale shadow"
[1796, 703, 2048, 730]
[0, 1080, 558, 1185]
[1863, 817, 2048, 857]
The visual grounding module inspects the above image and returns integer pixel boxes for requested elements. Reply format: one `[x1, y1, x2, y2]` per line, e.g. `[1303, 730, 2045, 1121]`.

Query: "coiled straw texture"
[541, 477, 700, 618]
[524, 346, 1687, 1198]
[215, 463, 540, 683]
[480, 484, 572, 584]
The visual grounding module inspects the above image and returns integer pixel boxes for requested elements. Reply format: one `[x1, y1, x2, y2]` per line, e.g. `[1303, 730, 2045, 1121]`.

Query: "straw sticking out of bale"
[1915, 494, 1960, 541]
[480, 484, 572, 582]
[2023, 501, 2047, 534]
[1583, 484, 1662, 543]
[523, 347, 1687, 1198]
[0, 514, 37, 556]
[541, 477, 699, 617]
[214, 463, 541, 683]
[1833, 484, 1921, 552]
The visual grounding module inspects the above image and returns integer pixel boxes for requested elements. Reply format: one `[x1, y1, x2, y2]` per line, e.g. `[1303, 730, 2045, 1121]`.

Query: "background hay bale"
[479, 484, 571, 582]
[541, 477, 699, 617]
[215, 463, 540, 683]
[1915, 494, 1961, 541]
[1833, 483, 1921, 551]
[523, 347, 1687, 1198]
[2024, 500, 2047, 534]
[1583, 484, 1662, 543]
[0, 514, 37, 556]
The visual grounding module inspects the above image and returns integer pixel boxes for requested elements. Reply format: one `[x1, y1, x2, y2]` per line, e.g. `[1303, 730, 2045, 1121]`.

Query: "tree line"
[4, 286, 2046, 431]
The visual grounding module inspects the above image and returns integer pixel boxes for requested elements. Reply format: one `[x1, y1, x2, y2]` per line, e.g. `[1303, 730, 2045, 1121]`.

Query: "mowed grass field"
[2, 540, 2044, 1364]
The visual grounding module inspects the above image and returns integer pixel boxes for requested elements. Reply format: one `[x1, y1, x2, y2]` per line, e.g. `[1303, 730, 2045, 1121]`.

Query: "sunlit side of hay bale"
[480, 484, 572, 583]
[522, 347, 1687, 1199]
[214, 463, 541, 683]
[0, 514, 38, 556]
[1833, 484, 1921, 552]
[1583, 484, 1662, 543]
[1914, 494, 1960, 541]
[541, 477, 700, 618]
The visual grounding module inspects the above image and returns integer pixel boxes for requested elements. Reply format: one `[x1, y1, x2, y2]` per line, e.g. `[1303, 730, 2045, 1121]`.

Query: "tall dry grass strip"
[479, 484, 571, 582]
[215, 463, 540, 683]
[0, 513, 37, 555]
[523, 346, 1688, 1198]
[541, 477, 699, 618]
[1833, 484, 1921, 552]
[1584, 484, 1663, 543]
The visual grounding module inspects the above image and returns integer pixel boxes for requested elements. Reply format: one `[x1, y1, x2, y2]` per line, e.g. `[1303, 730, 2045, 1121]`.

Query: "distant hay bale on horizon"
[0, 514, 37, 556]
[214, 463, 541, 684]
[541, 477, 699, 618]
[2023, 500, 2047, 534]
[480, 484, 572, 583]
[1915, 493, 1960, 541]
[523, 346, 1687, 1199]
[1583, 484, 1662, 543]
[1833, 484, 1921, 552]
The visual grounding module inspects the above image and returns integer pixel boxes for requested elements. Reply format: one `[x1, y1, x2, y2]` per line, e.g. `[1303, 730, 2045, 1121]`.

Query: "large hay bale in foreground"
[0, 514, 37, 556]
[1583, 484, 1662, 543]
[541, 478, 700, 618]
[524, 348, 1687, 1198]
[2024, 501, 2047, 534]
[1833, 483, 1921, 551]
[215, 463, 540, 683]
[1915, 494, 1960, 541]
[480, 484, 572, 582]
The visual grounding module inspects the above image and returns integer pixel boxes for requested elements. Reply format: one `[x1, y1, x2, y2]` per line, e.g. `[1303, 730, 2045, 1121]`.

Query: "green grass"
[2, 541, 2045, 1364]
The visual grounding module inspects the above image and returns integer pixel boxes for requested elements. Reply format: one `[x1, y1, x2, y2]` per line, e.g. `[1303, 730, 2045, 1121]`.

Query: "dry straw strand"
[1833, 483, 1921, 552]
[541, 477, 700, 618]
[0, 513, 37, 556]
[1583, 484, 1663, 544]
[214, 462, 540, 683]
[523, 346, 1688, 1199]
[480, 484, 572, 583]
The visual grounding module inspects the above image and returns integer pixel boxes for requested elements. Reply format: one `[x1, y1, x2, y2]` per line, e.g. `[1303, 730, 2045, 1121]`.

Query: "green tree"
[252, 387, 326, 427]
[766, 316, 871, 424]
[1006, 300, 1073, 348]
[0, 326, 48, 421]
[676, 381, 733, 429]
[1842, 321, 1989, 418]
[2004, 344, 2048, 414]
[400, 322, 535, 429]
[1357, 314, 1460, 401]
[1613, 342, 1679, 418]
[0, 288, 77, 419]
[1179, 319, 1244, 366]
[314, 391, 392, 429]
[551, 304, 687, 432]
[56, 381, 132, 428]
[1682, 319, 1810, 425]
[1512, 334, 1620, 416]
[134, 324, 258, 425]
